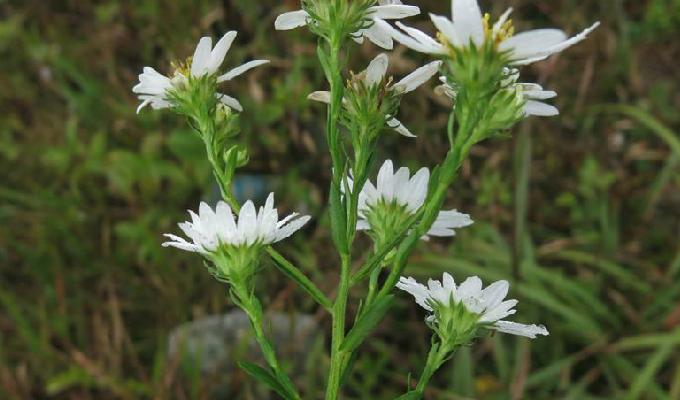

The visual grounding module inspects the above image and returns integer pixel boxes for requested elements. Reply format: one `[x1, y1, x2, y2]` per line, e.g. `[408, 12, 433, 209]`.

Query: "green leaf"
[238, 361, 296, 400]
[266, 248, 332, 311]
[394, 392, 421, 400]
[340, 295, 393, 353]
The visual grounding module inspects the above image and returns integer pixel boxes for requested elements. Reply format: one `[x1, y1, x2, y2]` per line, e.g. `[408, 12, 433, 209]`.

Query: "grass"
[1, 0, 679, 398]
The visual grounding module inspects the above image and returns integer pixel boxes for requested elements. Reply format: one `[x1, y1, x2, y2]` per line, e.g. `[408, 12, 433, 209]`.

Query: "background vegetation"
[1, 0, 679, 398]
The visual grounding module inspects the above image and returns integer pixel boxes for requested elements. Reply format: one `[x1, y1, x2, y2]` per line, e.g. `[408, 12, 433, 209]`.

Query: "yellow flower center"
[170, 56, 193, 77]
[483, 13, 514, 45]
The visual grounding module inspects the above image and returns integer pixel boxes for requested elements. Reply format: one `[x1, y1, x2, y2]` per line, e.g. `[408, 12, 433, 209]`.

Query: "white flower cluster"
[308, 54, 442, 137]
[397, 273, 549, 338]
[355, 160, 473, 239]
[133, 31, 269, 113]
[436, 67, 560, 117]
[163, 193, 310, 255]
[275, 0, 420, 50]
[383, 0, 599, 65]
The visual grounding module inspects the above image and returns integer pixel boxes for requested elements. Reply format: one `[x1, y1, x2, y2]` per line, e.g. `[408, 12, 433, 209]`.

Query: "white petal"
[404, 167, 429, 212]
[206, 31, 237, 74]
[376, 160, 395, 200]
[217, 60, 269, 82]
[217, 93, 243, 112]
[391, 22, 445, 54]
[507, 22, 600, 64]
[238, 200, 258, 245]
[393, 60, 442, 93]
[396, 276, 433, 311]
[455, 276, 482, 302]
[492, 8, 513, 36]
[274, 10, 310, 30]
[392, 167, 411, 205]
[135, 98, 152, 114]
[429, 13, 458, 46]
[479, 299, 517, 323]
[369, 5, 420, 19]
[360, 20, 394, 50]
[274, 215, 311, 242]
[364, 53, 389, 86]
[356, 219, 370, 231]
[427, 278, 450, 305]
[480, 280, 509, 310]
[492, 321, 549, 338]
[386, 117, 416, 137]
[442, 272, 456, 291]
[500, 29, 566, 58]
[524, 100, 559, 117]
[431, 210, 473, 228]
[523, 89, 557, 100]
[451, 0, 485, 46]
[191, 37, 213, 76]
[308, 91, 331, 104]
[215, 201, 236, 243]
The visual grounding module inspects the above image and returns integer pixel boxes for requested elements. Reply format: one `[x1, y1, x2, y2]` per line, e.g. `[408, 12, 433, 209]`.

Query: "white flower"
[308, 54, 442, 137]
[133, 31, 269, 113]
[382, 0, 599, 65]
[397, 273, 549, 338]
[436, 68, 559, 117]
[274, 0, 420, 50]
[355, 160, 472, 239]
[162, 193, 311, 254]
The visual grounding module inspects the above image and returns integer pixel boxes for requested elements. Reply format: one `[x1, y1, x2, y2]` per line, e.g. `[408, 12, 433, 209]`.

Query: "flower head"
[383, 0, 599, 65]
[275, 0, 420, 50]
[308, 54, 442, 137]
[351, 160, 472, 246]
[436, 68, 559, 117]
[133, 31, 269, 113]
[397, 273, 549, 342]
[162, 193, 311, 255]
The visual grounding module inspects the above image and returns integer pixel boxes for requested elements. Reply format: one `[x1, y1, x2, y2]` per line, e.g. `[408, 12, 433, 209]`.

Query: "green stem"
[233, 286, 301, 400]
[410, 342, 450, 399]
[326, 253, 352, 400]
[324, 33, 353, 400]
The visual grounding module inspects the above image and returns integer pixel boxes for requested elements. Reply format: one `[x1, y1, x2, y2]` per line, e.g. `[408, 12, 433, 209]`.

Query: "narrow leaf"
[340, 295, 394, 353]
[238, 361, 294, 400]
[267, 248, 332, 310]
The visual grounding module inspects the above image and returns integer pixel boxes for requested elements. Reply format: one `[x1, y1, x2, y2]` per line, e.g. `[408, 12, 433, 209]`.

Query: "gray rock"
[168, 310, 320, 397]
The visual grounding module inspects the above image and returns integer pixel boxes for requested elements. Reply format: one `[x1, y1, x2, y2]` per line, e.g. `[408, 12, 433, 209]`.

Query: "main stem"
[325, 35, 352, 400]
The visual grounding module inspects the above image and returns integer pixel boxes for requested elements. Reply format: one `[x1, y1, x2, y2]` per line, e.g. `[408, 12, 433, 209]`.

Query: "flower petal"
[274, 10, 310, 30]
[396, 276, 433, 311]
[524, 100, 559, 117]
[386, 117, 416, 137]
[308, 91, 331, 104]
[451, 0, 485, 46]
[369, 5, 420, 19]
[206, 31, 237, 74]
[191, 37, 213, 76]
[217, 59, 269, 82]
[429, 13, 458, 46]
[364, 53, 389, 86]
[393, 60, 442, 93]
[217, 93, 243, 112]
[274, 215, 311, 242]
[492, 320, 549, 338]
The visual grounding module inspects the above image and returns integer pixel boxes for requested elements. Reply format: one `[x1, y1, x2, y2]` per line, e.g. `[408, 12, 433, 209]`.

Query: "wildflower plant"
[133, 0, 598, 398]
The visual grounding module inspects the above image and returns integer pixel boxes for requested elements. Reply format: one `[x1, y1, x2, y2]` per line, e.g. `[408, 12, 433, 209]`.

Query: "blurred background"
[1, 0, 679, 399]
